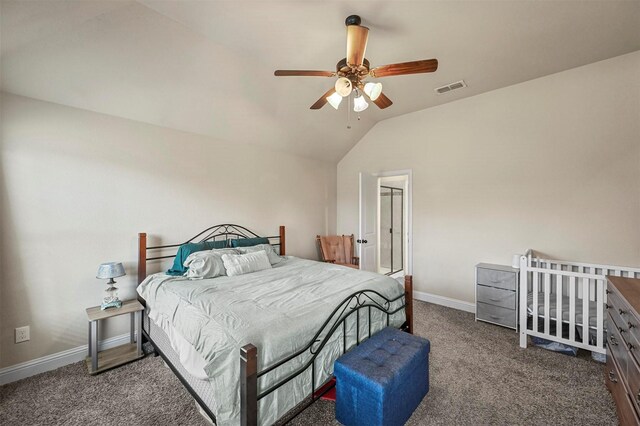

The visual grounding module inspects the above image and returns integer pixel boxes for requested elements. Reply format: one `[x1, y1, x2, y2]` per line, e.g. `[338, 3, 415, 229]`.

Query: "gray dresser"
[475, 263, 519, 330]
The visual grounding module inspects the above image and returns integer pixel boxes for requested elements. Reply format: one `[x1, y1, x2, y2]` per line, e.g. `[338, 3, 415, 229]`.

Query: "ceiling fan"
[274, 15, 438, 111]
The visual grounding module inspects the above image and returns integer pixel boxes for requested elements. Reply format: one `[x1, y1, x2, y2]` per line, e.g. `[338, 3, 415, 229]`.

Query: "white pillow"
[184, 248, 239, 279]
[236, 244, 283, 265]
[222, 251, 272, 277]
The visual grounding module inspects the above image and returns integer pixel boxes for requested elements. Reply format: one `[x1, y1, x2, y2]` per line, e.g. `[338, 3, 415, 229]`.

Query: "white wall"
[0, 93, 336, 368]
[338, 51, 640, 303]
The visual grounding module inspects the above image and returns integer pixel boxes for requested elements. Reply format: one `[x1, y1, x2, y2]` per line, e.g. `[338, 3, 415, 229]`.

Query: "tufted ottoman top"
[335, 327, 430, 390]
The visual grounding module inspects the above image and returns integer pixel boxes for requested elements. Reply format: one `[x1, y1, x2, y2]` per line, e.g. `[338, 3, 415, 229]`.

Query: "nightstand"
[475, 263, 519, 330]
[86, 299, 144, 374]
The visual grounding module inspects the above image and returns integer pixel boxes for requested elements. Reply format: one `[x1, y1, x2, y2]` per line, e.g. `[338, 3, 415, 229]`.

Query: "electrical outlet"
[15, 326, 30, 343]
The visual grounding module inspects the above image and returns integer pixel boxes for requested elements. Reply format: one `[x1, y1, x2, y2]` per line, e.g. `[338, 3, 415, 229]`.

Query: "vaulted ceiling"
[2, 1, 639, 162]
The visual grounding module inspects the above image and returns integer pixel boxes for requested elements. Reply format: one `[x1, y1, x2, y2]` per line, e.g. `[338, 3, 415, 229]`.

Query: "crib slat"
[590, 267, 596, 302]
[533, 271, 539, 333]
[596, 279, 604, 349]
[569, 276, 576, 342]
[556, 276, 563, 338]
[582, 277, 589, 344]
[544, 273, 550, 335]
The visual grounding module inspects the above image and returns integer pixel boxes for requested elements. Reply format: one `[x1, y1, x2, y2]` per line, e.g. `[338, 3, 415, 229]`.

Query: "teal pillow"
[231, 237, 270, 248]
[166, 240, 228, 276]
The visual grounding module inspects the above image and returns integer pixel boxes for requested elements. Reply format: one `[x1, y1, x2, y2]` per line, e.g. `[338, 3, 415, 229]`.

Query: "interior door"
[358, 172, 378, 272]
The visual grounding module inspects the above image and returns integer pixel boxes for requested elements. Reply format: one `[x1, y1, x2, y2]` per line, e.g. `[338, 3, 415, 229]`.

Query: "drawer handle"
[618, 326, 627, 334]
[619, 308, 627, 315]
[629, 322, 636, 329]
[488, 297, 506, 302]
[628, 342, 635, 350]
[609, 335, 619, 346]
[609, 371, 618, 383]
[606, 289, 611, 294]
[605, 303, 610, 309]
[489, 315, 502, 320]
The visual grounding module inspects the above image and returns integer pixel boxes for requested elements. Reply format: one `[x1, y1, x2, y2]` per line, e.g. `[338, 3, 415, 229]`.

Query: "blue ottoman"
[334, 327, 430, 426]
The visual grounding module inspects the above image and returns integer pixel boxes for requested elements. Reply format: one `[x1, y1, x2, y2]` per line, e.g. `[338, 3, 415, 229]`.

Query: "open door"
[358, 172, 378, 272]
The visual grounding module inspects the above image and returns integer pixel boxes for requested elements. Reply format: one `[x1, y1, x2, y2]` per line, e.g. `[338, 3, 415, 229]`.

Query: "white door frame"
[373, 169, 413, 276]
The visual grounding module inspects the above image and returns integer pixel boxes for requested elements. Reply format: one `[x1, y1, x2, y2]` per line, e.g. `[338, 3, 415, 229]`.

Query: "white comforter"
[137, 257, 405, 425]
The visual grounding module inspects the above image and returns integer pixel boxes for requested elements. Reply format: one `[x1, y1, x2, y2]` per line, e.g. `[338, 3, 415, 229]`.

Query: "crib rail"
[519, 250, 640, 354]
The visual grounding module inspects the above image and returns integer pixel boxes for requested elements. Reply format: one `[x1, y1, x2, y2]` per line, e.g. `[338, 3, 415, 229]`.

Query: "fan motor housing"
[336, 58, 370, 79]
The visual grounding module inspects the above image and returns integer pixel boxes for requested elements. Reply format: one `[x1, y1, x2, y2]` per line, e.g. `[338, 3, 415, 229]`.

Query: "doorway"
[379, 185, 403, 275]
[358, 170, 412, 277]
[377, 174, 409, 276]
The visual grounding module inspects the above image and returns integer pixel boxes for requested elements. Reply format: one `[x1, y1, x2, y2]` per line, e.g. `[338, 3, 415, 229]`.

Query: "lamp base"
[101, 300, 122, 310]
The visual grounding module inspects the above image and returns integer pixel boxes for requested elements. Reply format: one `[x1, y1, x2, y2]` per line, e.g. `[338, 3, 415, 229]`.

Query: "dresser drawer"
[625, 308, 640, 351]
[477, 268, 516, 291]
[477, 302, 516, 328]
[477, 285, 516, 310]
[608, 290, 630, 334]
[623, 321, 640, 368]
[627, 356, 640, 413]
[605, 354, 640, 426]
[608, 314, 629, 375]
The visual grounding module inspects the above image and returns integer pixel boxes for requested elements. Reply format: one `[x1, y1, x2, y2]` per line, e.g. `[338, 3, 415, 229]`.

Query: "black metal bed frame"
[240, 288, 409, 426]
[136, 224, 413, 426]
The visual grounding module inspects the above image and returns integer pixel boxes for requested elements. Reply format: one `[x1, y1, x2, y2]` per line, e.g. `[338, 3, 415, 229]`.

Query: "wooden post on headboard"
[279, 225, 286, 256]
[138, 233, 147, 285]
[404, 275, 414, 335]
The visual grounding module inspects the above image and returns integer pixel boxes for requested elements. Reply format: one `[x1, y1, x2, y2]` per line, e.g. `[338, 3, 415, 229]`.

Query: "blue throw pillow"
[230, 237, 270, 248]
[166, 240, 228, 276]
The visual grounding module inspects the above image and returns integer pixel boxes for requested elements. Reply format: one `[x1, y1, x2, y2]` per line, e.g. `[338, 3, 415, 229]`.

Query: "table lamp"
[96, 262, 125, 310]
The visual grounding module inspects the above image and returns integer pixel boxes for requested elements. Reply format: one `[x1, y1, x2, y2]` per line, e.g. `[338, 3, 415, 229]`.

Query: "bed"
[136, 225, 413, 426]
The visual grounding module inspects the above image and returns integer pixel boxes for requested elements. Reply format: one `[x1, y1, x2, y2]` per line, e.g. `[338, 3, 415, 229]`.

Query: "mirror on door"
[379, 185, 403, 275]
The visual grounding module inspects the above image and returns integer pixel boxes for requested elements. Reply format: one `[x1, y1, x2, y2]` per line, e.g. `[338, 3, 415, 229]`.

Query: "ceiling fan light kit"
[327, 92, 343, 110]
[363, 82, 382, 101]
[274, 14, 438, 114]
[353, 94, 369, 112]
[335, 77, 353, 97]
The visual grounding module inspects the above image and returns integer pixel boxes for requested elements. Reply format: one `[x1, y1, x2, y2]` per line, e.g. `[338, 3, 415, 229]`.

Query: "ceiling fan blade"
[346, 25, 369, 67]
[372, 92, 393, 109]
[310, 88, 337, 110]
[274, 70, 335, 77]
[369, 59, 438, 78]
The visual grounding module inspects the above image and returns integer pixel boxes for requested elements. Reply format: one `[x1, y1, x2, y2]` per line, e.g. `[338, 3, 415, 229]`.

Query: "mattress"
[526, 292, 603, 328]
[137, 256, 405, 426]
[146, 314, 217, 420]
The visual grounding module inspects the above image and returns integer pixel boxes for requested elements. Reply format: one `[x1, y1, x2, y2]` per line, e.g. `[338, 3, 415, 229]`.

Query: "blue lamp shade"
[96, 262, 126, 280]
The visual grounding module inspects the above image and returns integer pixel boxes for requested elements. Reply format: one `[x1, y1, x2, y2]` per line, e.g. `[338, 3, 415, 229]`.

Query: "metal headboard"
[137, 224, 285, 284]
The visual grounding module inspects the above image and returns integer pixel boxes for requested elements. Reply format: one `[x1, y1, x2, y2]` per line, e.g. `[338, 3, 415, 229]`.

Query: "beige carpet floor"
[0, 301, 616, 425]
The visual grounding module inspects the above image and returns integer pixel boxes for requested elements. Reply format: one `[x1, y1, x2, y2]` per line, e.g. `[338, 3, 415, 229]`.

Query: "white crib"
[519, 250, 640, 354]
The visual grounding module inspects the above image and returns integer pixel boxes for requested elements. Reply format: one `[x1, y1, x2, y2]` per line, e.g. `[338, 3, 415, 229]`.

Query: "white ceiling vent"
[435, 80, 467, 94]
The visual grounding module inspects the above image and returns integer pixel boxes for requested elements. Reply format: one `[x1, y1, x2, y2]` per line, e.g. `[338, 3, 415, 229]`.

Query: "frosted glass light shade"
[363, 82, 382, 101]
[334, 77, 353, 97]
[327, 92, 342, 109]
[96, 262, 125, 280]
[353, 95, 369, 112]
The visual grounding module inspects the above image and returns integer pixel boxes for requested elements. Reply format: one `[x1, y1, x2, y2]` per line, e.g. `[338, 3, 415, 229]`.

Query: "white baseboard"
[413, 290, 476, 314]
[0, 332, 136, 386]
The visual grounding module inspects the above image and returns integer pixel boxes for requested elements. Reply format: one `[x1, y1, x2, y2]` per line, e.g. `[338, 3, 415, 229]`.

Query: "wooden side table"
[86, 299, 144, 374]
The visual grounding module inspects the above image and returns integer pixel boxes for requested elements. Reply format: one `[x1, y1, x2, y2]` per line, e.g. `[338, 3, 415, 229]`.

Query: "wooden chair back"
[316, 234, 358, 267]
